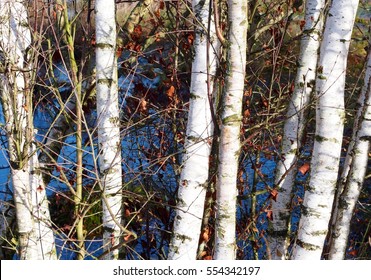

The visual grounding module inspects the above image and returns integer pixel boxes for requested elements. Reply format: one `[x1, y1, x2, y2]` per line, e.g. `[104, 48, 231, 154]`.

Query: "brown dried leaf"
[298, 162, 310, 175]
[139, 98, 147, 112]
[201, 227, 210, 242]
[124, 234, 132, 242]
[125, 209, 131, 217]
[348, 249, 357, 257]
[166, 85, 175, 99]
[265, 209, 273, 221]
[187, 33, 194, 45]
[269, 189, 278, 202]
[159, 0, 165, 9]
[300, 20, 306, 30]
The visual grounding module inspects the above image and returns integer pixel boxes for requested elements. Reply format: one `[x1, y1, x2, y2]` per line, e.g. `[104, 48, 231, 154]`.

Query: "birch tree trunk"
[0, 0, 56, 259]
[213, 0, 248, 260]
[268, 0, 325, 260]
[30, 134, 57, 259]
[291, 0, 359, 259]
[95, 0, 123, 260]
[327, 45, 371, 259]
[168, 0, 218, 260]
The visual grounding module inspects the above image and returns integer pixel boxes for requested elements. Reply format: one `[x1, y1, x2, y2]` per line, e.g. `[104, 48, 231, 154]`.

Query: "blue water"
[0, 56, 180, 259]
[0, 64, 308, 260]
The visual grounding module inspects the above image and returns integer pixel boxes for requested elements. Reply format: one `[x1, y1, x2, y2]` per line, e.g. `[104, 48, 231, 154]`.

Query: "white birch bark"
[168, 0, 218, 260]
[291, 0, 359, 259]
[268, 0, 325, 260]
[1, 0, 35, 259]
[328, 47, 371, 259]
[326, 40, 371, 260]
[30, 136, 57, 259]
[12, 169, 39, 259]
[213, 0, 248, 260]
[95, 0, 123, 260]
[0, 4, 64, 259]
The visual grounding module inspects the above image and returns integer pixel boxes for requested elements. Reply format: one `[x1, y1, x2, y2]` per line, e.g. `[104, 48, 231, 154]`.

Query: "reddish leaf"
[134, 44, 142, 52]
[159, 0, 165, 9]
[300, 20, 306, 30]
[265, 209, 273, 221]
[187, 33, 194, 45]
[201, 227, 210, 242]
[124, 234, 132, 242]
[139, 98, 147, 112]
[132, 25, 142, 38]
[348, 249, 357, 257]
[167, 85, 175, 99]
[269, 189, 278, 202]
[116, 46, 123, 58]
[244, 88, 252, 97]
[203, 256, 213, 260]
[298, 162, 310, 175]
[154, 9, 161, 18]
[125, 209, 131, 217]
[238, 169, 244, 183]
